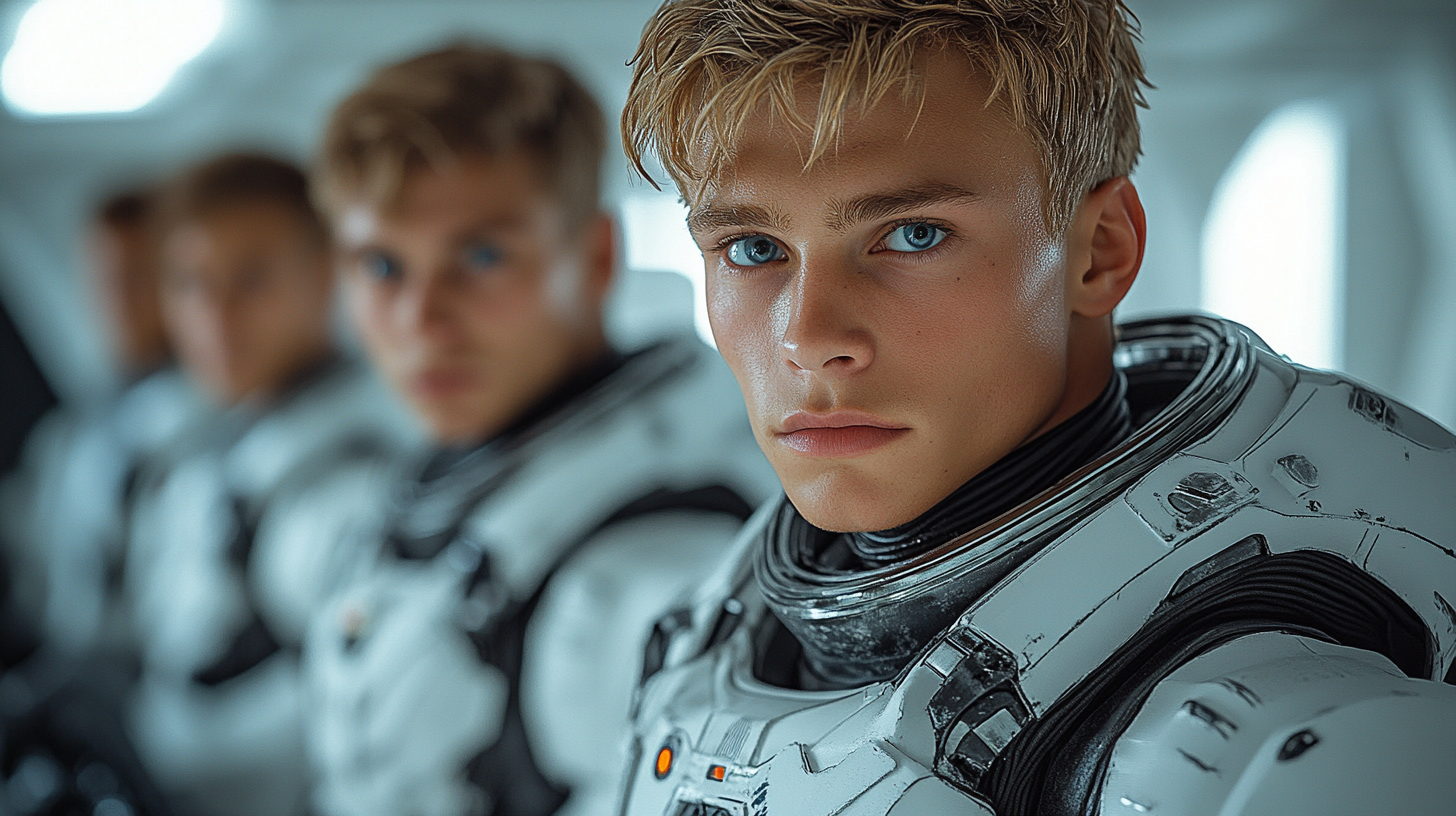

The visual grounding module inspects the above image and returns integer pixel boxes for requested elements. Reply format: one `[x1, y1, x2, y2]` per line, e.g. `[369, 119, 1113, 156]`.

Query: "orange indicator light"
[707, 765, 727, 781]
[654, 746, 674, 779]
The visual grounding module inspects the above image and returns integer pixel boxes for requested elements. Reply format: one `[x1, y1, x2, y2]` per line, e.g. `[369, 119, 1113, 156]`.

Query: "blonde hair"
[315, 43, 605, 233]
[623, 0, 1148, 230]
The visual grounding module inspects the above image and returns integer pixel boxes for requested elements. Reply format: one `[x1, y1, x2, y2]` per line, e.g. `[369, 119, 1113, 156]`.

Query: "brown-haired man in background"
[92, 191, 173, 376]
[300, 43, 778, 816]
[613, 2, 1456, 815]
[0, 188, 202, 816]
[124, 153, 417, 816]
[3, 188, 198, 657]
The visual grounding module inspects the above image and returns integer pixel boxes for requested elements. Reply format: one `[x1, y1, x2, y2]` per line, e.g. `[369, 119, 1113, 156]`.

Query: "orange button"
[654, 746, 674, 779]
[707, 765, 727, 781]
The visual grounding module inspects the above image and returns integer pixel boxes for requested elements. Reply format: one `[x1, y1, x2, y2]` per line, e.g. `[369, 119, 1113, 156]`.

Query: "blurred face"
[161, 203, 334, 405]
[693, 51, 1143, 532]
[90, 220, 169, 372]
[339, 154, 612, 444]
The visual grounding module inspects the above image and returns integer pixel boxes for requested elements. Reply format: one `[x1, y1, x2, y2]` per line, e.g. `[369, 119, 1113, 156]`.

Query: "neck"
[238, 339, 339, 407]
[572, 323, 609, 369]
[474, 336, 622, 448]
[1031, 313, 1116, 439]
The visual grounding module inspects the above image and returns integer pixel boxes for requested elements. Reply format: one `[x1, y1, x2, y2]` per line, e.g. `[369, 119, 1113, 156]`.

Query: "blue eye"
[883, 223, 946, 253]
[462, 243, 503, 273]
[361, 251, 402, 282]
[726, 236, 786, 267]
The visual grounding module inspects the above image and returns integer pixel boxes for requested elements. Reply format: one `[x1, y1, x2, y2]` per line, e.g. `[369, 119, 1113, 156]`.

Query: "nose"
[396, 266, 455, 336]
[187, 286, 236, 354]
[779, 262, 874, 375]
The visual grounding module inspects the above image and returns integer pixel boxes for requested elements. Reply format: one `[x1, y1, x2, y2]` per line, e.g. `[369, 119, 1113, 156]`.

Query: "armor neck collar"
[839, 371, 1131, 570]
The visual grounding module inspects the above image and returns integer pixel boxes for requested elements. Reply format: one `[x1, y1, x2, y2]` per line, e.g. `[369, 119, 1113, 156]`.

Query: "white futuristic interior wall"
[1, 0, 1455, 423]
[1125, 0, 1456, 431]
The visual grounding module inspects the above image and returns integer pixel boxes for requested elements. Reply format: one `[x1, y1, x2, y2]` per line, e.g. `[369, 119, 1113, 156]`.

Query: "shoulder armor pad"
[1101, 631, 1456, 816]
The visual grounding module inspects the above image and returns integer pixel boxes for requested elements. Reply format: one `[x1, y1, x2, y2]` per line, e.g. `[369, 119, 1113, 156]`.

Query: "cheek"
[470, 276, 548, 351]
[541, 259, 586, 319]
[941, 223, 1067, 359]
[884, 240, 1069, 422]
[159, 292, 187, 339]
[241, 283, 297, 338]
[347, 281, 400, 362]
[1012, 242, 1069, 354]
[707, 268, 781, 413]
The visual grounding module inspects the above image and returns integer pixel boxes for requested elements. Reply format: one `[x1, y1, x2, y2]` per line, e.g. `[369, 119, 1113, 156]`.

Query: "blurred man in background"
[302, 44, 778, 816]
[2, 188, 198, 659]
[124, 153, 417, 816]
[0, 188, 203, 816]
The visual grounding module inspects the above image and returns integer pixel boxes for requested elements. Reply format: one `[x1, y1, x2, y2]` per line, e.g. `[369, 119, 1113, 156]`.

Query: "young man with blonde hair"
[301, 44, 777, 816]
[615, 2, 1456, 814]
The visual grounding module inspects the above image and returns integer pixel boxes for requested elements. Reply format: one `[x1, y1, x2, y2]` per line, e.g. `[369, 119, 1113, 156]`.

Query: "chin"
[420, 399, 514, 446]
[424, 414, 487, 445]
[785, 470, 929, 533]
[209, 377, 251, 406]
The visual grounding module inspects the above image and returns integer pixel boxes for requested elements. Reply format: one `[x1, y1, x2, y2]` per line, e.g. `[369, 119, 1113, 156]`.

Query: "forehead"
[377, 153, 555, 228]
[691, 51, 1045, 217]
[164, 203, 311, 264]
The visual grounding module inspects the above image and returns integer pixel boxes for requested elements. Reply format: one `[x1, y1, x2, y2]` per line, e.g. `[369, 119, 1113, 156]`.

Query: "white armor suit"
[125, 358, 418, 816]
[305, 336, 781, 816]
[619, 315, 1456, 816]
[0, 369, 202, 816]
[1, 367, 200, 657]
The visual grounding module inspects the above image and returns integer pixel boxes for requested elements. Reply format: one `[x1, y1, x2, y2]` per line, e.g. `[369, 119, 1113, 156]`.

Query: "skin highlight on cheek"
[543, 255, 587, 321]
[340, 206, 377, 247]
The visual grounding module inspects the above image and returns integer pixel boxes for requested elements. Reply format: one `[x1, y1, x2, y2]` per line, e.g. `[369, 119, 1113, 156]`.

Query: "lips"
[774, 411, 909, 458]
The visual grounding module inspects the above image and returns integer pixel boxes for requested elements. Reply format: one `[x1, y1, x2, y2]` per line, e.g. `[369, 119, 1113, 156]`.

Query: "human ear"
[1067, 177, 1146, 319]
[583, 212, 617, 304]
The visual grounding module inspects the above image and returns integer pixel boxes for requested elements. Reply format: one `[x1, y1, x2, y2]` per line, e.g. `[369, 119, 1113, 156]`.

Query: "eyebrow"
[686, 204, 791, 237]
[824, 182, 983, 233]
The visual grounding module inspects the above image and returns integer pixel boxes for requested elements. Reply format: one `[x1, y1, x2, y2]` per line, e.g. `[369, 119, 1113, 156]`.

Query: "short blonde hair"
[315, 43, 605, 233]
[623, 0, 1148, 230]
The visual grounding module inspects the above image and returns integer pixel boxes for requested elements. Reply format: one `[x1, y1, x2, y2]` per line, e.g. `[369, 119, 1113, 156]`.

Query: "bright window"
[2, 0, 228, 117]
[619, 194, 714, 347]
[1201, 100, 1346, 369]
